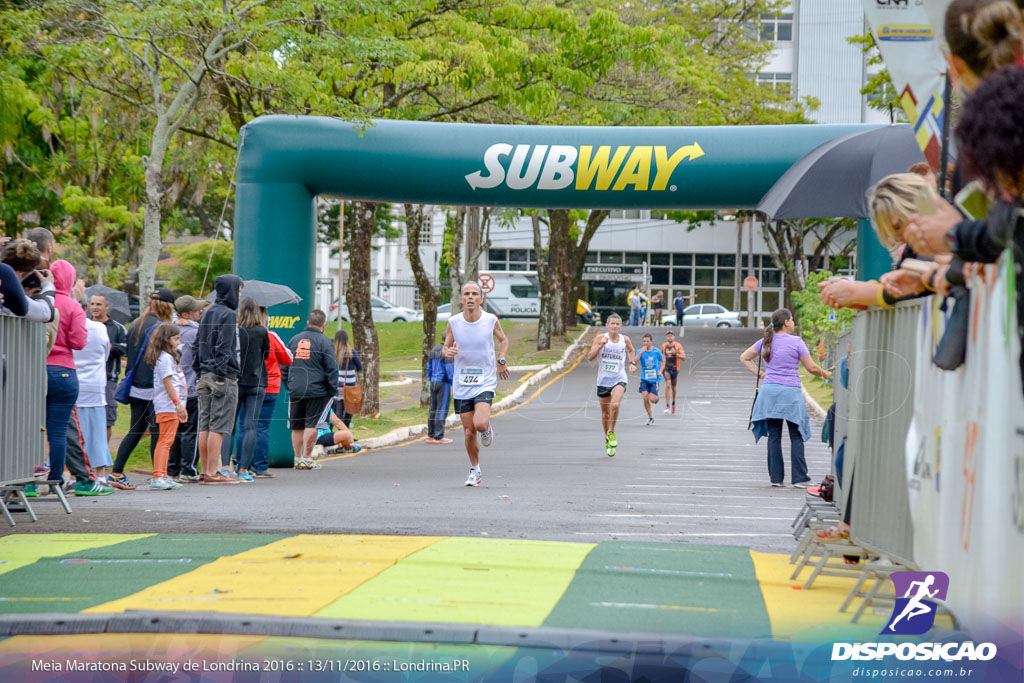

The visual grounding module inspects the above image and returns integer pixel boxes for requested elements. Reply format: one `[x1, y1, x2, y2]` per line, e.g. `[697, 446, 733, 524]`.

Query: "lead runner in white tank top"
[448, 310, 498, 400]
[442, 281, 511, 487]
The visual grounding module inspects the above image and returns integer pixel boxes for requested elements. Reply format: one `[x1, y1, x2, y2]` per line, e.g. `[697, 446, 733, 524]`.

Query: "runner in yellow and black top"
[660, 329, 685, 414]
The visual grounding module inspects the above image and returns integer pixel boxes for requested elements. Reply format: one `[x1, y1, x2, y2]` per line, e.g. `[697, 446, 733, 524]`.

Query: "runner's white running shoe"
[646, 417, 655, 426]
[480, 426, 493, 447]
[464, 469, 482, 486]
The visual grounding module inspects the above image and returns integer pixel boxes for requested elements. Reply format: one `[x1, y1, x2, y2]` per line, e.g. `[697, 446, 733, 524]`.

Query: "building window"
[488, 249, 507, 269]
[607, 210, 647, 219]
[695, 254, 715, 267]
[600, 252, 623, 264]
[419, 224, 433, 244]
[651, 267, 670, 285]
[760, 13, 793, 42]
[586, 252, 599, 264]
[624, 252, 646, 265]
[754, 72, 793, 95]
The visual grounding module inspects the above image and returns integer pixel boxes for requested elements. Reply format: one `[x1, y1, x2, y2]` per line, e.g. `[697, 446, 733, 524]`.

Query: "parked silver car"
[662, 304, 743, 328]
[329, 296, 423, 323]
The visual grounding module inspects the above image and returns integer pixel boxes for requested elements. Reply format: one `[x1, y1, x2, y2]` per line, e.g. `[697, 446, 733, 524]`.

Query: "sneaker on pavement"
[294, 459, 321, 470]
[607, 431, 618, 448]
[646, 417, 655, 426]
[792, 480, 814, 488]
[200, 473, 240, 485]
[176, 474, 201, 484]
[108, 473, 136, 490]
[770, 482, 785, 488]
[33, 465, 50, 478]
[235, 471, 255, 483]
[671, 404, 676, 414]
[464, 469, 482, 487]
[217, 469, 239, 481]
[663, 407, 671, 414]
[74, 481, 114, 496]
[480, 426, 493, 447]
[340, 444, 364, 454]
[252, 470, 275, 478]
[149, 477, 174, 490]
[24, 484, 38, 498]
[63, 480, 77, 494]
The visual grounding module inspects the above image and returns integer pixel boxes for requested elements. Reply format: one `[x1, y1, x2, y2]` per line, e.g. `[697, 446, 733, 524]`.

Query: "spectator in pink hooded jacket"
[45, 260, 88, 486]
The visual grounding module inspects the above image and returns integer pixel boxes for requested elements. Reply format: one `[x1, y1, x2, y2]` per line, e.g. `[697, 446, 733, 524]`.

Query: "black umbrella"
[205, 279, 302, 308]
[756, 125, 926, 219]
[83, 284, 131, 324]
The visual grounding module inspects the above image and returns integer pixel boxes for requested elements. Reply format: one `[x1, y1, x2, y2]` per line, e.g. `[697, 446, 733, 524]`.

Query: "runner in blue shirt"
[633, 333, 665, 426]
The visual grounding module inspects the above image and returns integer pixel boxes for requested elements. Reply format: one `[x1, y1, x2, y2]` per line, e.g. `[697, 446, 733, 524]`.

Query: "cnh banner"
[862, 0, 952, 171]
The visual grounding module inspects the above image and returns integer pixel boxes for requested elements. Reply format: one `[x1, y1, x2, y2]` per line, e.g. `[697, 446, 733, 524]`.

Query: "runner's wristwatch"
[497, 359, 507, 365]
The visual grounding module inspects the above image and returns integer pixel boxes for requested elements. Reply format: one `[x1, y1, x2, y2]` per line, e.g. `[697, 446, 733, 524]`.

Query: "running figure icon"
[888, 574, 940, 632]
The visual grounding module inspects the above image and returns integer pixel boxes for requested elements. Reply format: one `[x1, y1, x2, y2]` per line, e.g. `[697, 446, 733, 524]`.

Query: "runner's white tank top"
[596, 335, 629, 387]
[448, 311, 498, 400]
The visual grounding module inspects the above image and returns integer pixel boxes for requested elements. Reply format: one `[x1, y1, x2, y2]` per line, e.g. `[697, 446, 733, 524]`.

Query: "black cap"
[151, 287, 175, 304]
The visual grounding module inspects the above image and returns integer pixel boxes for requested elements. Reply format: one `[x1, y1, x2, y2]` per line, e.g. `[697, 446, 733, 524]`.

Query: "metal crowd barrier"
[0, 315, 46, 483]
[842, 300, 922, 568]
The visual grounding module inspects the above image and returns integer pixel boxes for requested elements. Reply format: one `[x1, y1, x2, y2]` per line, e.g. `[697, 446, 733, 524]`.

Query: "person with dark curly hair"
[955, 65, 1024, 394]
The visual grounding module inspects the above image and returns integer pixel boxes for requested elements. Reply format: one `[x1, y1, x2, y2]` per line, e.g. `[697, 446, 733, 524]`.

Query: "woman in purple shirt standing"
[740, 308, 831, 488]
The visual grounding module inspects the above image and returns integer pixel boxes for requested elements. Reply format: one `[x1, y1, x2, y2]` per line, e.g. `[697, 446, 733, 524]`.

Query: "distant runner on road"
[661, 329, 685, 414]
[634, 334, 664, 426]
[443, 282, 510, 487]
[587, 313, 636, 457]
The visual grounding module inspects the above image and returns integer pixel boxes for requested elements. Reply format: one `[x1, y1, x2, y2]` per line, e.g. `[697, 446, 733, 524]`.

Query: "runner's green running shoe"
[607, 432, 617, 448]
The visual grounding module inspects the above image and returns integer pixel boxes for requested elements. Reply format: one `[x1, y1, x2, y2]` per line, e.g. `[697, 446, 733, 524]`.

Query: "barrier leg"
[1, 497, 15, 527]
[840, 566, 872, 612]
[852, 576, 885, 623]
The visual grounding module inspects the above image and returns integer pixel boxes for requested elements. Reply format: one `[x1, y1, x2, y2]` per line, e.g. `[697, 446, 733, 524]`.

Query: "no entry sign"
[744, 276, 759, 291]
[479, 273, 496, 293]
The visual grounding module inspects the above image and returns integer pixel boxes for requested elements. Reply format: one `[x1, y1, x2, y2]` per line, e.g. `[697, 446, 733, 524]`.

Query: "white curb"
[356, 327, 592, 450]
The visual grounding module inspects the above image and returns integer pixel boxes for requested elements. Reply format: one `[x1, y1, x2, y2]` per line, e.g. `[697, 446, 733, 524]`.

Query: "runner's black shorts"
[663, 368, 679, 383]
[289, 396, 332, 430]
[596, 382, 627, 398]
[454, 391, 494, 414]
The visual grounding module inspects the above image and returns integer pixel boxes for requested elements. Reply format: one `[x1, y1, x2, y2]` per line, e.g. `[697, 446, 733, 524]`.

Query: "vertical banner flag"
[862, 0, 952, 171]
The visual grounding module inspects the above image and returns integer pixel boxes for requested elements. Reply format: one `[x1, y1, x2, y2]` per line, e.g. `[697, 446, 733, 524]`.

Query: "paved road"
[8, 328, 830, 553]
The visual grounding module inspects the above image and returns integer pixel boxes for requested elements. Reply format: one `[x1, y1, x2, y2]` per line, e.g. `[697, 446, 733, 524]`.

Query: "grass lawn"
[112, 320, 586, 454]
[799, 366, 834, 411]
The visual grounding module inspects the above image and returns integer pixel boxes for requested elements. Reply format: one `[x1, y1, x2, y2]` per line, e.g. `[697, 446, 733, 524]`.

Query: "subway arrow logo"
[465, 143, 704, 192]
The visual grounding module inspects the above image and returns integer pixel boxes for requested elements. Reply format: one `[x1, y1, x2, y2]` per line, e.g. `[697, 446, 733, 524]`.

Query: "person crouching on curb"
[146, 323, 188, 490]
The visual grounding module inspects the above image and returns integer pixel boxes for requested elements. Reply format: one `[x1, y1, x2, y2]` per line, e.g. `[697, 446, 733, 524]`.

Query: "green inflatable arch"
[232, 116, 882, 464]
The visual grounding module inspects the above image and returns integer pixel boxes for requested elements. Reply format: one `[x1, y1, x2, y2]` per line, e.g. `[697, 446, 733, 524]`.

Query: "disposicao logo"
[831, 571, 998, 663]
[884, 571, 948, 635]
[465, 143, 705, 192]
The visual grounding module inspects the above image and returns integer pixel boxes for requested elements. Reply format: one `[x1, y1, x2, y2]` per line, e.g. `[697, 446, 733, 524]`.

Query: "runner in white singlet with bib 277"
[443, 282, 510, 487]
[586, 313, 636, 457]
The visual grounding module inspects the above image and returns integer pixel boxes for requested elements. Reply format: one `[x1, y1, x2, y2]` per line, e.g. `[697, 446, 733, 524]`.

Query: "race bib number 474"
[459, 367, 484, 386]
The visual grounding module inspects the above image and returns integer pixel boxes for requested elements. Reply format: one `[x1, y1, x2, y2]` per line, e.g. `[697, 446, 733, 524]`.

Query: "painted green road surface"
[543, 542, 771, 638]
[0, 534, 285, 614]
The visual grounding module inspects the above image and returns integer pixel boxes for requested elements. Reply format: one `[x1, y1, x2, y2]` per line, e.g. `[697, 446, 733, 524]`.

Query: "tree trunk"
[532, 213, 560, 351]
[734, 216, 743, 315]
[465, 207, 481, 283]
[562, 209, 610, 332]
[405, 204, 438, 407]
[448, 207, 465, 311]
[547, 210, 575, 338]
[348, 201, 381, 415]
[138, 122, 171, 301]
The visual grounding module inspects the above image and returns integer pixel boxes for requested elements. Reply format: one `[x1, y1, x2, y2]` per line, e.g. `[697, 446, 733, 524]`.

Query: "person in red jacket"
[44, 260, 88, 488]
[251, 306, 293, 477]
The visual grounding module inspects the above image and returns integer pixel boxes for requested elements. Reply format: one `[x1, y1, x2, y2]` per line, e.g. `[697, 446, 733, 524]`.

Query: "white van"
[479, 271, 540, 319]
